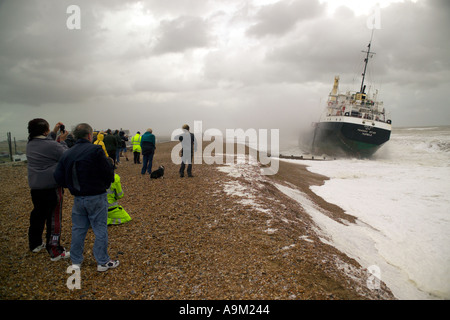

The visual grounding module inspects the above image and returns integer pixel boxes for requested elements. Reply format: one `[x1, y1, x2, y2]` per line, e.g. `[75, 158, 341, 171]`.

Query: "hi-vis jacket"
[107, 174, 131, 225]
[131, 133, 141, 153]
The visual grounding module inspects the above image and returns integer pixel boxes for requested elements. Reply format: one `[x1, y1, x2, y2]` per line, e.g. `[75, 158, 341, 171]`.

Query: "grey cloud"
[1, 0, 449, 140]
[138, 0, 212, 16]
[374, 0, 450, 88]
[0, 0, 109, 105]
[152, 16, 212, 54]
[0, 0, 104, 61]
[247, 0, 325, 37]
[259, 0, 450, 89]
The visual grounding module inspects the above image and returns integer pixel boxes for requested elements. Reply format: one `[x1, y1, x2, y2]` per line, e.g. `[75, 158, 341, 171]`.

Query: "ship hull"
[311, 117, 391, 158]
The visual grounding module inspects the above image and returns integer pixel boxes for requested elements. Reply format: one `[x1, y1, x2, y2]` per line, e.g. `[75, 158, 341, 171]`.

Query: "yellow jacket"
[131, 133, 141, 152]
[107, 174, 131, 225]
[94, 133, 109, 157]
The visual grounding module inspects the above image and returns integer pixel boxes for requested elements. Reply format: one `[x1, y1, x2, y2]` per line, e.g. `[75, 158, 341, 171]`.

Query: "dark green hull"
[312, 121, 391, 158]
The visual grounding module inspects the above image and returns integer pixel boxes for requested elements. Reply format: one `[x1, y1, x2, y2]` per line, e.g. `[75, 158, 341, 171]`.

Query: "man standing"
[26, 119, 70, 261]
[119, 131, 129, 162]
[178, 124, 197, 178]
[131, 131, 141, 164]
[103, 129, 119, 168]
[140, 128, 156, 176]
[54, 123, 119, 272]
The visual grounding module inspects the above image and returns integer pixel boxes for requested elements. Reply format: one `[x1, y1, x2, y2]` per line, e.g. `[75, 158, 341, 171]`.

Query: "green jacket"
[140, 131, 156, 155]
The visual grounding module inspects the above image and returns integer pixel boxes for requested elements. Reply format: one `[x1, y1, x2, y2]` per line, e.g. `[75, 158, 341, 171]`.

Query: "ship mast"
[360, 30, 375, 94]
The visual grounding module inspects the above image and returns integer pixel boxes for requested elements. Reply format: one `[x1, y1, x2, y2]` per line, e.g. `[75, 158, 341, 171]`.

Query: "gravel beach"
[0, 141, 395, 300]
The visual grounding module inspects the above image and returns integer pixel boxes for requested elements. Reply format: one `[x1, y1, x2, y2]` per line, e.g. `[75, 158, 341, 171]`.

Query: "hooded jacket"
[94, 133, 109, 157]
[106, 174, 132, 225]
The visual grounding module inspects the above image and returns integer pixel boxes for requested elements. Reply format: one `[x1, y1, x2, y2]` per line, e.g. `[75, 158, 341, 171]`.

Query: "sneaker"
[50, 250, 70, 262]
[97, 259, 120, 272]
[32, 242, 46, 253]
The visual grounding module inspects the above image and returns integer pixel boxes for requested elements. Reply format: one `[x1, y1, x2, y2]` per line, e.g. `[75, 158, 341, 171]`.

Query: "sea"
[279, 126, 450, 300]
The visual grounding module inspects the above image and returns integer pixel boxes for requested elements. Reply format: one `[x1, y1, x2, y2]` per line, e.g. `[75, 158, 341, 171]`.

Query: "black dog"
[150, 165, 165, 179]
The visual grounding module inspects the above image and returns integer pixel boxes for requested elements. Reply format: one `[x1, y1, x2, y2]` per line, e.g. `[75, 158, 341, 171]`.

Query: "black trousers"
[29, 187, 64, 257]
[107, 149, 117, 167]
[179, 162, 192, 176]
[179, 154, 194, 176]
[133, 151, 140, 164]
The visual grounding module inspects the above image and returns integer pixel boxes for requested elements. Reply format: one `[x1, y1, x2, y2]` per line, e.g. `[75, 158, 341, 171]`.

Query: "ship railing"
[326, 104, 388, 123]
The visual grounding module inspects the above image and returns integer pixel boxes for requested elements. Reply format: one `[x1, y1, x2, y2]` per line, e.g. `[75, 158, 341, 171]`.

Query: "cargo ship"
[310, 35, 392, 158]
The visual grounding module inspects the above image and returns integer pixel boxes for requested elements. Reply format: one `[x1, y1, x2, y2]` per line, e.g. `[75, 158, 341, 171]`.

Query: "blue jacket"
[140, 132, 156, 155]
[54, 139, 114, 196]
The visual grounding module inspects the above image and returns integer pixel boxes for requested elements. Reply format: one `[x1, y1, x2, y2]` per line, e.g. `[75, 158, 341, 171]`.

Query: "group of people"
[130, 128, 157, 176]
[26, 119, 130, 272]
[93, 129, 129, 168]
[26, 119, 197, 273]
[129, 124, 197, 178]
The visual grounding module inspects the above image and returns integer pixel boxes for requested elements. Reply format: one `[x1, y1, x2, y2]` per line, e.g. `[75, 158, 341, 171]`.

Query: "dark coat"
[54, 139, 114, 197]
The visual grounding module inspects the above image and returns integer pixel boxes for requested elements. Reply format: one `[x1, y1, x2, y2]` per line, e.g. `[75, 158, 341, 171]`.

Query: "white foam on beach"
[280, 126, 450, 300]
[218, 155, 273, 216]
[275, 181, 430, 300]
[217, 154, 307, 237]
[215, 128, 450, 299]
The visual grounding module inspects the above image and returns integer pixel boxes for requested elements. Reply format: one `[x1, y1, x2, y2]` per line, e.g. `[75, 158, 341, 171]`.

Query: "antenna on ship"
[360, 29, 376, 94]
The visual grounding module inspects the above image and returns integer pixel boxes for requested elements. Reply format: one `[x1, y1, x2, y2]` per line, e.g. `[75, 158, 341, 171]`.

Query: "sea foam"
[280, 126, 450, 300]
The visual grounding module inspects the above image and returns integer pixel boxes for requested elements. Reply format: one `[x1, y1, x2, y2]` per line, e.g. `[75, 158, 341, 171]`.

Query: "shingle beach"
[0, 142, 395, 300]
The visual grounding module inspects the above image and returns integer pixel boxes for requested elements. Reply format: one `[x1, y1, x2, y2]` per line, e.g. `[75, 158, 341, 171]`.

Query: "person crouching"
[107, 173, 132, 225]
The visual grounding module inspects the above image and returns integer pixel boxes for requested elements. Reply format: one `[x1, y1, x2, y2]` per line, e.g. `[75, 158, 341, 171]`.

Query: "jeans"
[141, 150, 155, 175]
[116, 149, 120, 163]
[71, 193, 110, 265]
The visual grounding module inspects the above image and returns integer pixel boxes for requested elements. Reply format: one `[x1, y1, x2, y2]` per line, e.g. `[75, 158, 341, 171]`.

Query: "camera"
[60, 124, 65, 133]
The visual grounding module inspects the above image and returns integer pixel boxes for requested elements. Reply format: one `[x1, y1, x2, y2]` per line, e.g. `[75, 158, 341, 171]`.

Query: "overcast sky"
[1, 0, 449, 142]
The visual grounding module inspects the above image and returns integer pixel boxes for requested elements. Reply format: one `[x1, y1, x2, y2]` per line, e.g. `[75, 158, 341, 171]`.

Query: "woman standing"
[26, 118, 70, 261]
